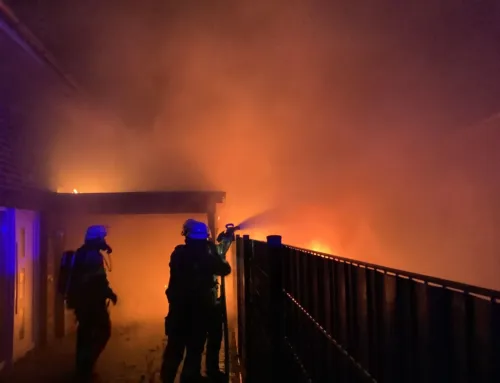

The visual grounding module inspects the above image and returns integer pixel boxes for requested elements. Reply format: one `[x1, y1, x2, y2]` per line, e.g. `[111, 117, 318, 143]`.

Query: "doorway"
[12, 209, 39, 362]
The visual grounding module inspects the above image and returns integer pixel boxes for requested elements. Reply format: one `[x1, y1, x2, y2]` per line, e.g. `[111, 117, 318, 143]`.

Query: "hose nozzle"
[217, 223, 241, 242]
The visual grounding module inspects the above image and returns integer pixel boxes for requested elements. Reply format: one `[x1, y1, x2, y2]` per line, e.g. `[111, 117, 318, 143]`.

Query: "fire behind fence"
[235, 235, 500, 383]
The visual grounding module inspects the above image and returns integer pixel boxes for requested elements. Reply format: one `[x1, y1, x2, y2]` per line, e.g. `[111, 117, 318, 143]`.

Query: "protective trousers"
[74, 302, 111, 378]
[161, 305, 208, 383]
[206, 302, 223, 374]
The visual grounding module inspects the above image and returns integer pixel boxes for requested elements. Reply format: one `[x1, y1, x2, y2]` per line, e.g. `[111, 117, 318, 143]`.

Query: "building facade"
[0, 3, 78, 371]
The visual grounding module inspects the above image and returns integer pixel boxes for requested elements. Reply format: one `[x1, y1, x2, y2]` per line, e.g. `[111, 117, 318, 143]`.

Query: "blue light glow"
[0, 208, 16, 276]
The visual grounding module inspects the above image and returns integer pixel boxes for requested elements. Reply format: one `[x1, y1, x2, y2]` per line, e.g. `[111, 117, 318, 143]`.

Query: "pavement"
[0, 320, 241, 383]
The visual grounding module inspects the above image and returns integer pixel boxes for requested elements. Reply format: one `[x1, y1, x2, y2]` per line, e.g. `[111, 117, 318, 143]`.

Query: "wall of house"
[0, 15, 73, 370]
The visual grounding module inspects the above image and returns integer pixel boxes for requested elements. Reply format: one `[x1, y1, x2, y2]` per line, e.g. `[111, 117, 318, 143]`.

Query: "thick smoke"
[33, 0, 500, 289]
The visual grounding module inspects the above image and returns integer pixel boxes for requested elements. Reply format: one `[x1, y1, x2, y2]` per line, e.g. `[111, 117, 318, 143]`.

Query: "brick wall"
[0, 27, 67, 196]
[0, 104, 27, 191]
[0, 29, 37, 193]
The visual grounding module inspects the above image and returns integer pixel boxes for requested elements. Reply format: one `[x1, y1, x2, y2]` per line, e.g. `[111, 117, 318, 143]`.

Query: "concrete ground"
[0, 320, 241, 383]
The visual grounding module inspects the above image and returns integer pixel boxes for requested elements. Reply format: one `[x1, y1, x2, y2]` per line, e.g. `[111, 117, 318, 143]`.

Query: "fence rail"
[235, 235, 500, 383]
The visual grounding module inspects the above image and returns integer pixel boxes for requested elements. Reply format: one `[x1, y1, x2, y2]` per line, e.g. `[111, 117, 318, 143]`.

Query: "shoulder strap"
[61, 250, 77, 297]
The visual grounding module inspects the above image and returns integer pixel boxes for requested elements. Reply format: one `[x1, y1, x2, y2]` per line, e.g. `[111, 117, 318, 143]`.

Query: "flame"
[56, 184, 104, 194]
[309, 240, 332, 254]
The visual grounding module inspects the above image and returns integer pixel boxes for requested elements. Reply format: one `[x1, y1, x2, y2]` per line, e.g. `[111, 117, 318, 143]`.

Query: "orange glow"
[308, 240, 333, 255]
[245, 230, 267, 241]
[55, 183, 111, 194]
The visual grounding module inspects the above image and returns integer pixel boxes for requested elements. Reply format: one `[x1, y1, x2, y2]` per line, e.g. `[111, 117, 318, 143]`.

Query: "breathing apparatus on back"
[57, 224, 113, 307]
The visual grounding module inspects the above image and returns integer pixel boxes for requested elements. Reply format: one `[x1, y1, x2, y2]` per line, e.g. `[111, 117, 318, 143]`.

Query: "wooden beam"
[50, 191, 226, 215]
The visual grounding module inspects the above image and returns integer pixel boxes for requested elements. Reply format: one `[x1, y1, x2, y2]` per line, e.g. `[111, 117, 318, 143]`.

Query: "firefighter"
[68, 225, 118, 380]
[205, 281, 225, 381]
[205, 228, 235, 381]
[161, 220, 231, 383]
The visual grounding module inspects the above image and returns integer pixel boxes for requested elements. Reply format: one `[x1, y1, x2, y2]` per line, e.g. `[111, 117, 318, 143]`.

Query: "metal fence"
[235, 235, 500, 383]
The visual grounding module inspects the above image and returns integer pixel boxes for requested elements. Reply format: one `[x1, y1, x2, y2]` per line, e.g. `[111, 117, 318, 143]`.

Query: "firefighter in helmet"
[204, 224, 236, 381]
[161, 220, 231, 383]
[68, 225, 118, 380]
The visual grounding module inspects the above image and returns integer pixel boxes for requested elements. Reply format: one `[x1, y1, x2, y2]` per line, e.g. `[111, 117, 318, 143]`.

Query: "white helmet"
[186, 221, 209, 240]
[85, 225, 108, 241]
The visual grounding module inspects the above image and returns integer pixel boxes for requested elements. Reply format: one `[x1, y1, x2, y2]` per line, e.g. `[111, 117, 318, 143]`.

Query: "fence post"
[235, 235, 243, 377]
[242, 235, 253, 382]
[267, 235, 284, 381]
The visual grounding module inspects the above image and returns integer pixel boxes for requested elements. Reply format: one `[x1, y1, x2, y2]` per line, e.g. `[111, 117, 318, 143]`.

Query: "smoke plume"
[24, 0, 500, 289]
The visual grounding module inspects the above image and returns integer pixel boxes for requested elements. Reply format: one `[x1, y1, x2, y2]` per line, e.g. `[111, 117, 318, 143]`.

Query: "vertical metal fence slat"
[242, 236, 254, 382]
[448, 290, 469, 383]
[345, 263, 358, 355]
[413, 281, 430, 382]
[324, 258, 333, 336]
[267, 236, 284, 382]
[373, 271, 385, 382]
[301, 251, 310, 313]
[395, 276, 416, 382]
[330, 259, 339, 341]
[471, 296, 494, 382]
[238, 236, 246, 379]
[316, 257, 327, 330]
[427, 284, 453, 382]
[491, 298, 500, 382]
[336, 261, 348, 346]
[365, 268, 377, 378]
[310, 255, 320, 323]
[381, 274, 398, 383]
[293, 249, 300, 300]
[356, 266, 369, 372]
[309, 255, 319, 380]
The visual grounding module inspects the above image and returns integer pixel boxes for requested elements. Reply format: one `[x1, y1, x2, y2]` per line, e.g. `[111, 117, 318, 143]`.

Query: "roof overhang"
[0, 189, 226, 215]
[50, 191, 226, 215]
